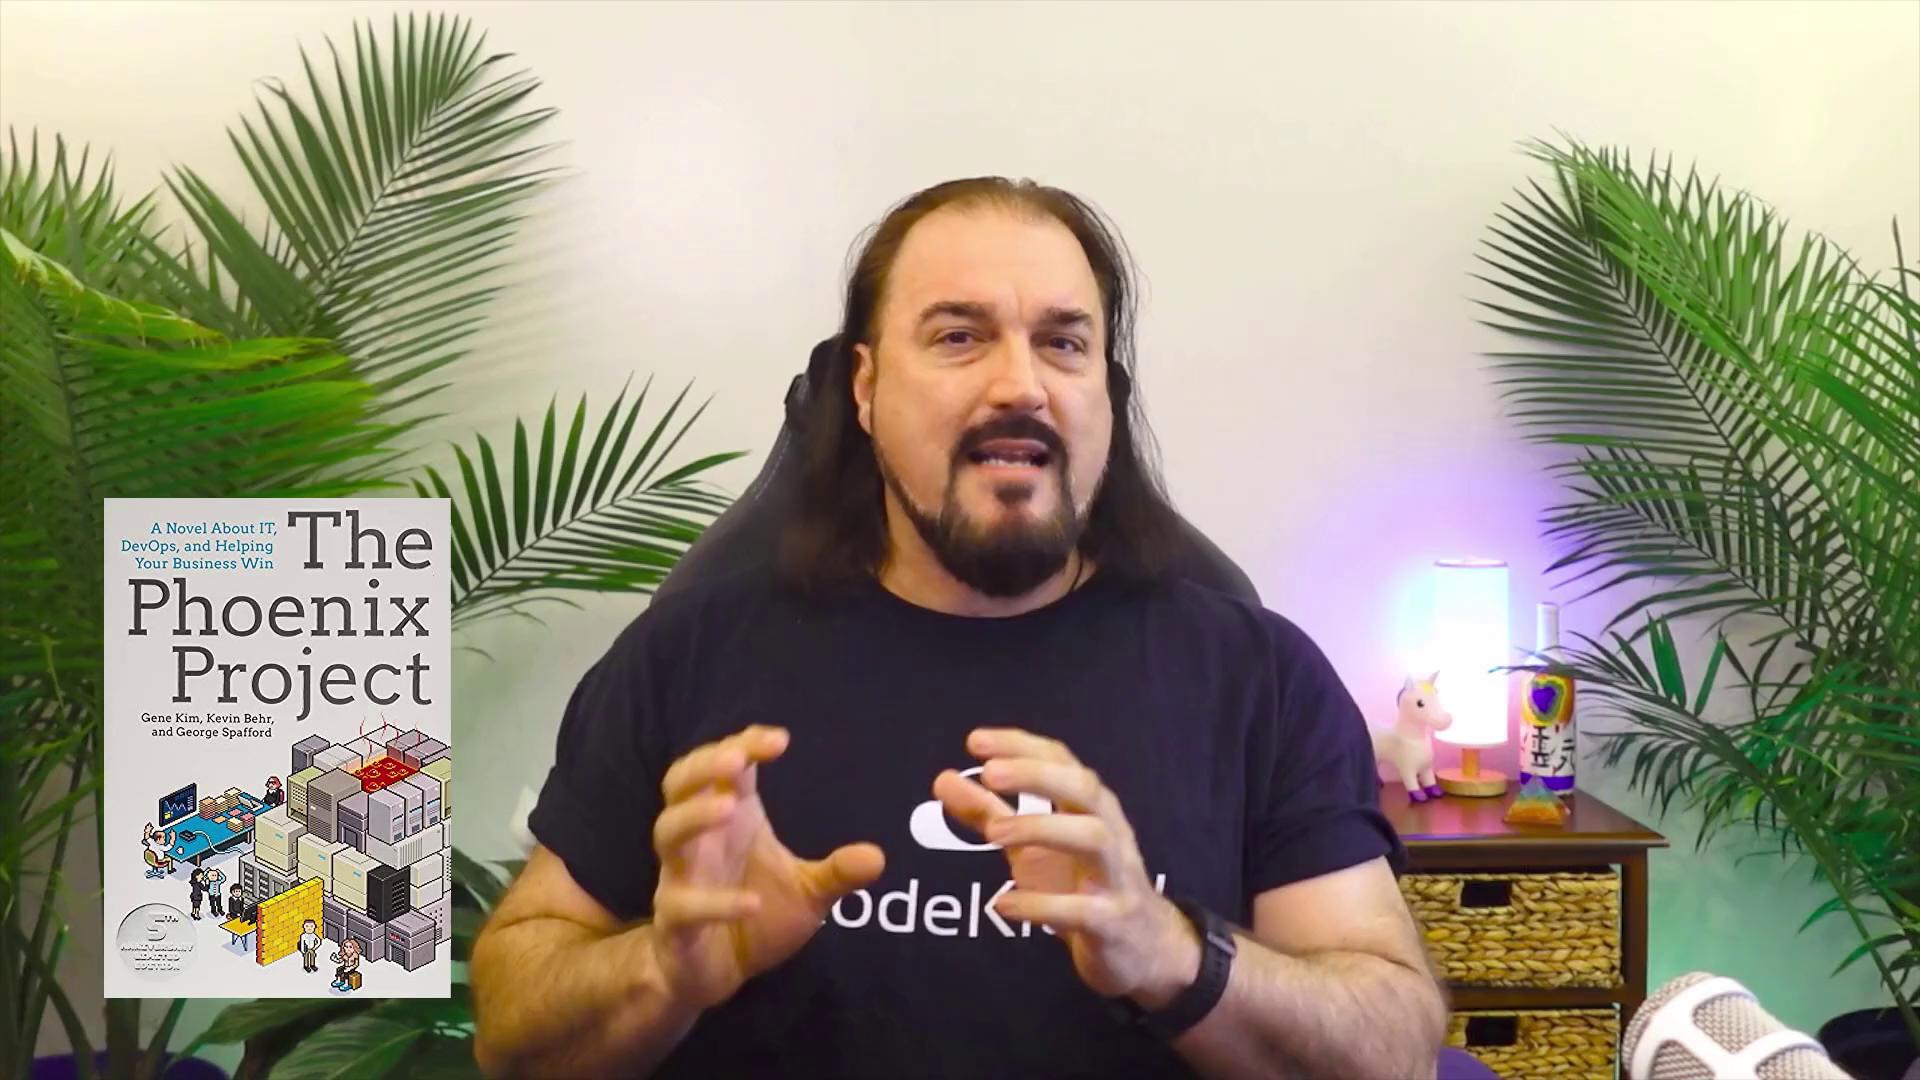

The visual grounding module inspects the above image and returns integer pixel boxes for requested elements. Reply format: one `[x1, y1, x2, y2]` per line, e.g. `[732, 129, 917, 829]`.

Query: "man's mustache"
[952, 416, 1068, 467]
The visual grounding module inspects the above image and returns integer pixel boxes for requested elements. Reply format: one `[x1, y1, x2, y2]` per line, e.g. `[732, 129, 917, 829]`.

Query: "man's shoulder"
[642, 560, 789, 624]
[608, 561, 801, 659]
[1133, 574, 1312, 654]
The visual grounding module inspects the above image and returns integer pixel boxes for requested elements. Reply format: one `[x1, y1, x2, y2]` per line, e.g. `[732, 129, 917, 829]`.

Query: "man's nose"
[983, 338, 1047, 412]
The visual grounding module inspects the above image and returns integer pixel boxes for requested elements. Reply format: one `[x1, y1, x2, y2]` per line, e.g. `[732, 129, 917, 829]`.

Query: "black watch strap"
[1123, 898, 1237, 1041]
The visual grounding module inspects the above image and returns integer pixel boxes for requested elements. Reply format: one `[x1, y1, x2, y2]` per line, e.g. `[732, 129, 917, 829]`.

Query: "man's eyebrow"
[914, 300, 1095, 331]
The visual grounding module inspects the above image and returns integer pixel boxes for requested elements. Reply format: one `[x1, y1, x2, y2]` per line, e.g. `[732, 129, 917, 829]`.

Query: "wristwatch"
[1120, 897, 1237, 1041]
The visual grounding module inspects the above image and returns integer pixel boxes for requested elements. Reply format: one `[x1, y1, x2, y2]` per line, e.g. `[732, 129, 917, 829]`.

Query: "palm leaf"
[167, 12, 557, 409]
[266, 1004, 425, 1080]
[2, 229, 405, 1078]
[1482, 144, 1869, 647]
[1, 225, 400, 715]
[0, 131, 236, 331]
[1484, 137, 1920, 1031]
[2, 229, 394, 501]
[417, 379, 746, 630]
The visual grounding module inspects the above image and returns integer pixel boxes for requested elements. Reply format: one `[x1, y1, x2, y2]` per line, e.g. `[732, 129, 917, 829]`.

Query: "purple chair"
[1437, 1046, 1500, 1079]
[651, 335, 1264, 607]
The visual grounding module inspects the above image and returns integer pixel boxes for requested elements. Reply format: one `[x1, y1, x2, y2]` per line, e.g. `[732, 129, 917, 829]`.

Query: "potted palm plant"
[1478, 138, 1919, 1080]
[3, 12, 741, 1078]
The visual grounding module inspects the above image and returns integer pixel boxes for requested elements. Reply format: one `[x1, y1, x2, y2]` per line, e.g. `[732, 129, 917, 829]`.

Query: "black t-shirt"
[528, 564, 1403, 1079]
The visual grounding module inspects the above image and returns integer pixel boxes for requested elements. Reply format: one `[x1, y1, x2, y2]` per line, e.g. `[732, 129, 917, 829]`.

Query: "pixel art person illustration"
[299, 919, 322, 973]
[331, 938, 363, 992]
[141, 823, 175, 879]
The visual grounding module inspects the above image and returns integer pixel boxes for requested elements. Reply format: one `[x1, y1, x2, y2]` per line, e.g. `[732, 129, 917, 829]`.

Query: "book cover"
[103, 499, 452, 999]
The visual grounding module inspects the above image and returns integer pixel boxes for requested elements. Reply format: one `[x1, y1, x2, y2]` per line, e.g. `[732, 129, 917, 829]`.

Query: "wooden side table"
[1382, 783, 1667, 1029]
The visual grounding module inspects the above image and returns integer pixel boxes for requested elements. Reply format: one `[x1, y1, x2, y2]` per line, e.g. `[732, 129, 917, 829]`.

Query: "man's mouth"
[964, 439, 1052, 470]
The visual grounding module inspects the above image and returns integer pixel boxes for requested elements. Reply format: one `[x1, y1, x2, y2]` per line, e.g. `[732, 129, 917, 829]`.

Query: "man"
[205, 865, 227, 918]
[299, 918, 322, 973]
[472, 178, 1447, 1078]
[141, 823, 175, 878]
[262, 776, 284, 809]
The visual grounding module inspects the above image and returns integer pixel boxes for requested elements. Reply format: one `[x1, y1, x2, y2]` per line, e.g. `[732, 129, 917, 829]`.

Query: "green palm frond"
[1482, 137, 1917, 715]
[1482, 137, 1920, 1032]
[1540, 625, 1920, 1007]
[1777, 260, 1920, 670]
[1, 16, 736, 1076]
[2, 230, 403, 1077]
[2, 228, 396, 501]
[1, 132, 155, 288]
[1, 228, 398, 680]
[0, 131, 227, 327]
[167, 12, 557, 404]
[416, 378, 745, 630]
[1480, 140, 1881, 645]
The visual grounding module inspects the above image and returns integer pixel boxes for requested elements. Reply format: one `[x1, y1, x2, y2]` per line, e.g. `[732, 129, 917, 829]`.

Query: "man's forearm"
[472, 916, 700, 1077]
[1166, 933, 1448, 1079]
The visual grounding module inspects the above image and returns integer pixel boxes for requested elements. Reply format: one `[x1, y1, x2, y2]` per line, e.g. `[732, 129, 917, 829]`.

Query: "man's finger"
[993, 889, 1110, 934]
[932, 768, 1014, 840]
[662, 725, 788, 803]
[653, 791, 736, 860]
[801, 842, 885, 905]
[968, 727, 1078, 765]
[661, 742, 745, 805]
[654, 884, 762, 928]
[988, 813, 1118, 880]
[979, 758, 1109, 817]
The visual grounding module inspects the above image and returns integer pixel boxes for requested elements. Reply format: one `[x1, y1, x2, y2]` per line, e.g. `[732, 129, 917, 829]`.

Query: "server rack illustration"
[180, 723, 455, 982]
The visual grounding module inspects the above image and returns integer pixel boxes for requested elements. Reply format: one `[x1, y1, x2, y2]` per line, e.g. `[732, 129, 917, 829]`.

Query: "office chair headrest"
[655, 336, 1257, 607]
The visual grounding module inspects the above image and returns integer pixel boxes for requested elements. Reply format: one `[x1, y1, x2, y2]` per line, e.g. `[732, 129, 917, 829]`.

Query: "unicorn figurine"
[1373, 672, 1453, 803]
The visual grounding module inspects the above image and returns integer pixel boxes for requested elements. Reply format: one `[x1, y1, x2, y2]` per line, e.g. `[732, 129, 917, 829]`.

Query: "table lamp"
[1432, 558, 1511, 797]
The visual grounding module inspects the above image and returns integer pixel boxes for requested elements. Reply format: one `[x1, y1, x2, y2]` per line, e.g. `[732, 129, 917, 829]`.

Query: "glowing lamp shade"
[1431, 558, 1511, 796]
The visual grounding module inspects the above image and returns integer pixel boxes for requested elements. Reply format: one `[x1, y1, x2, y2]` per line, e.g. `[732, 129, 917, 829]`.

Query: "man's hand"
[650, 724, 885, 1009]
[932, 727, 1201, 1008]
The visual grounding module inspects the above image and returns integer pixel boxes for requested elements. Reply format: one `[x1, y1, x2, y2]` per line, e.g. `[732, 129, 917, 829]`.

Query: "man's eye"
[936, 330, 1083, 353]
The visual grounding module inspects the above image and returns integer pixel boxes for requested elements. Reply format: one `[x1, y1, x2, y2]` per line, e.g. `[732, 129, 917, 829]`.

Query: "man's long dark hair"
[778, 177, 1187, 597]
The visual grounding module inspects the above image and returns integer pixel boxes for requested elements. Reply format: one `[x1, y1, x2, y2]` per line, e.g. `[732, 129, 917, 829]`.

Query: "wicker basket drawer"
[1401, 868, 1621, 988]
[1447, 1008, 1619, 1080]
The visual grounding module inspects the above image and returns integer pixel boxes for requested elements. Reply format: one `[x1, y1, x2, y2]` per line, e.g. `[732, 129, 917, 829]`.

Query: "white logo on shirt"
[907, 765, 1053, 851]
[827, 873, 1168, 939]
[825, 768, 1165, 939]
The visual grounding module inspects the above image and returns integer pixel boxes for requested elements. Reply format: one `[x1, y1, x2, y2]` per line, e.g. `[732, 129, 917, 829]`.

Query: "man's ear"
[852, 341, 876, 435]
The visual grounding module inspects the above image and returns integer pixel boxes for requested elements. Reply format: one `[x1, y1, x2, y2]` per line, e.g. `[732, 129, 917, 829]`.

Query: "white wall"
[5, 0, 1915, 1064]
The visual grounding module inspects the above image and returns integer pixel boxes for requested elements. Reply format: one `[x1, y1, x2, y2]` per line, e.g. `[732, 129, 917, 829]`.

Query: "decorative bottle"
[1519, 602, 1576, 793]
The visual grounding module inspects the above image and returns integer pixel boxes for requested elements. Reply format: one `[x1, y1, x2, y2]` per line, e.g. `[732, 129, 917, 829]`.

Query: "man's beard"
[874, 418, 1091, 599]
